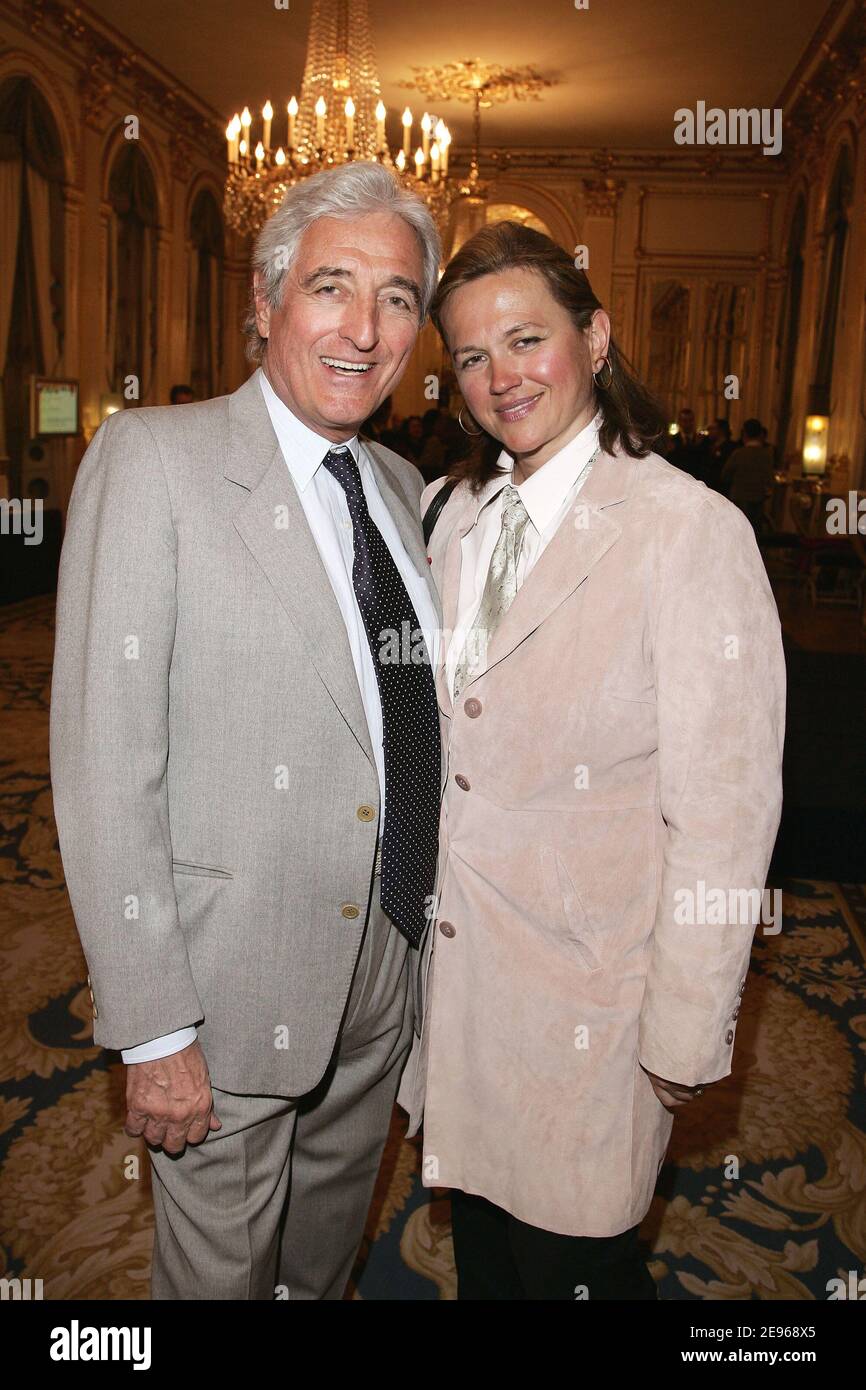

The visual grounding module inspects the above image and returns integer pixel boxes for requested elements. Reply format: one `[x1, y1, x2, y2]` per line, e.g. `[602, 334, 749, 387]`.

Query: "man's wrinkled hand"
[124, 1039, 221, 1154]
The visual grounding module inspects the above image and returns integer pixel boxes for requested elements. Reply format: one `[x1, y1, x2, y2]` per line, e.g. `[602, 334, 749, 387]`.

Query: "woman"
[397, 222, 786, 1300]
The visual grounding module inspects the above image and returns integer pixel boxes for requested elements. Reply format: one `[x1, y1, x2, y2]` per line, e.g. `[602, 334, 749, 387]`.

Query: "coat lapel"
[363, 439, 443, 631]
[434, 488, 479, 715]
[226, 370, 374, 768]
[439, 447, 637, 713]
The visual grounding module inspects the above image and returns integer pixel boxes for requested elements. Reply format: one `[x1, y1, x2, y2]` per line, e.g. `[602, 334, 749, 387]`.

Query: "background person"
[721, 416, 777, 532]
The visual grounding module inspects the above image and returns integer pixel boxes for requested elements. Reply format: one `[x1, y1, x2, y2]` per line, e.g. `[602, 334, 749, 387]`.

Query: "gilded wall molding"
[634, 184, 774, 264]
[582, 178, 625, 218]
[483, 176, 579, 249]
[0, 44, 81, 182]
[782, 0, 866, 157]
[10, 0, 224, 163]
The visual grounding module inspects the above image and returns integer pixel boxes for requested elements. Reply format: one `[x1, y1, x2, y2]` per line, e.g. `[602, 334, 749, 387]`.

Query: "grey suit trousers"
[149, 880, 412, 1300]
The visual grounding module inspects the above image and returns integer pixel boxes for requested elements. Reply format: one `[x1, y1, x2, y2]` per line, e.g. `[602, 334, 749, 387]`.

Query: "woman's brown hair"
[430, 221, 666, 493]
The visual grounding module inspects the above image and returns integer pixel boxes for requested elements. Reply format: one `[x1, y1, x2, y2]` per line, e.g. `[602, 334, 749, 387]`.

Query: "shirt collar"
[259, 367, 361, 491]
[471, 409, 602, 533]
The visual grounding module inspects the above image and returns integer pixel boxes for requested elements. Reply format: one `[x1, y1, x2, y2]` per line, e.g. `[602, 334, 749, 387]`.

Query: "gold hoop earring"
[592, 358, 613, 391]
[458, 406, 484, 436]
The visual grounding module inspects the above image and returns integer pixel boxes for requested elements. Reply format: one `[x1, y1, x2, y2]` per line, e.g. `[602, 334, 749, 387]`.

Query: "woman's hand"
[642, 1068, 707, 1111]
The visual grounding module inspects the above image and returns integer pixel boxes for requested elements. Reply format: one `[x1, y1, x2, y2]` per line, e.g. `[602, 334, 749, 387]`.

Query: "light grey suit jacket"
[49, 370, 443, 1096]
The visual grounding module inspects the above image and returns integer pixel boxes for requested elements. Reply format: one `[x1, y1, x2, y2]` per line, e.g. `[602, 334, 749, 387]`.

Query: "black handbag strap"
[422, 477, 459, 546]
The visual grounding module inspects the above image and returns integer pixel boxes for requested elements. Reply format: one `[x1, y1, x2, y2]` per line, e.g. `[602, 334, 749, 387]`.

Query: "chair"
[798, 493, 866, 609]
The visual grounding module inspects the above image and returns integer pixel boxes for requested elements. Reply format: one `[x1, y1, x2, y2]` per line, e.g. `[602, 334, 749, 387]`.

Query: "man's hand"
[124, 1039, 221, 1154]
[643, 1068, 707, 1111]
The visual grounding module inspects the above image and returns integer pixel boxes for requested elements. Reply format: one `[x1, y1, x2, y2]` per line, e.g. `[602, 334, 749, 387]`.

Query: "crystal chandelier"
[224, 0, 459, 239]
[402, 59, 553, 202]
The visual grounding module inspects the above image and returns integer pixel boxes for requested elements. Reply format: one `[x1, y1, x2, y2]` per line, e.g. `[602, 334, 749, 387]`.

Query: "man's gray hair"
[243, 161, 441, 362]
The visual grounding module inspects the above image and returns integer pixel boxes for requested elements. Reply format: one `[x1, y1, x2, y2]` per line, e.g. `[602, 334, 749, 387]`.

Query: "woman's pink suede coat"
[397, 444, 786, 1238]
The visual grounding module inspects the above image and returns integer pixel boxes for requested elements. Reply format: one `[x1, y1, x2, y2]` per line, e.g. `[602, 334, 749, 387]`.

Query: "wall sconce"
[99, 394, 123, 420]
[802, 415, 828, 475]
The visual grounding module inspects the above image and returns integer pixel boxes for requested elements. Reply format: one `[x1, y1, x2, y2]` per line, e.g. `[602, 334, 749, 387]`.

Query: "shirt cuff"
[120, 1026, 198, 1064]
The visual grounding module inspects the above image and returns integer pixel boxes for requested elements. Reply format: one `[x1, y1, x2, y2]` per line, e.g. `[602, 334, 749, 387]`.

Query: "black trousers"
[450, 1189, 658, 1301]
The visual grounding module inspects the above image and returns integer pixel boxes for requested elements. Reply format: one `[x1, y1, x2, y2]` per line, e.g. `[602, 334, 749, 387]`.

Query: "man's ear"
[252, 272, 271, 342]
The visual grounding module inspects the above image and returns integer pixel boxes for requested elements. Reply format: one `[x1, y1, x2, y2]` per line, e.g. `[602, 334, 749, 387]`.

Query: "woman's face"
[441, 267, 610, 470]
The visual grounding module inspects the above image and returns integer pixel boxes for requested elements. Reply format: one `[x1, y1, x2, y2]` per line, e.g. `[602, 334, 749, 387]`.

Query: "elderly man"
[50, 163, 443, 1299]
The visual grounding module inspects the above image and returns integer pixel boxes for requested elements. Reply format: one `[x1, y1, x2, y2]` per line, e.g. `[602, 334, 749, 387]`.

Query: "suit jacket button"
[357, 805, 375, 821]
[455, 774, 470, 791]
[725, 1028, 734, 1044]
[439, 920, 456, 938]
[464, 698, 482, 718]
[341, 903, 360, 920]
[732, 1006, 741, 1020]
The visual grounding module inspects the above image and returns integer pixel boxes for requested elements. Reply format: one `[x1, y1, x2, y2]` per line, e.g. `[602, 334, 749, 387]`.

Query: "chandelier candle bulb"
[439, 125, 451, 174]
[222, 2, 473, 237]
[225, 117, 239, 162]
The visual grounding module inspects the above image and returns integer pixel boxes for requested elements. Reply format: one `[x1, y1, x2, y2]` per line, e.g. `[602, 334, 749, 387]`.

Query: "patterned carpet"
[1, 595, 865, 1300]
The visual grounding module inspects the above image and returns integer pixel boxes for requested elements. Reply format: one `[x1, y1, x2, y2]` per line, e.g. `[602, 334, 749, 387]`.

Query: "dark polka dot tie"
[322, 447, 441, 948]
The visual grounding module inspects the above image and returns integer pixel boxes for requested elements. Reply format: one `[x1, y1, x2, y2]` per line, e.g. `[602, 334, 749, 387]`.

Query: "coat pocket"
[540, 846, 601, 974]
[171, 859, 234, 879]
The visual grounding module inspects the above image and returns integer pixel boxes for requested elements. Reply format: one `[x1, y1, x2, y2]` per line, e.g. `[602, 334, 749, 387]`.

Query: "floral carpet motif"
[1, 597, 864, 1300]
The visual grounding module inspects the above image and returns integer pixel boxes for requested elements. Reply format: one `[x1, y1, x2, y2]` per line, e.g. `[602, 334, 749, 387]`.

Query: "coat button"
[725, 1028, 734, 1044]
[732, 1006, 740, 1020]
[455, 774, 470, 791]
[341, 903, 360, 920]
[439, 920, 456, 938]
[464, 698, 482, 718]
[356, 804, 375, 821]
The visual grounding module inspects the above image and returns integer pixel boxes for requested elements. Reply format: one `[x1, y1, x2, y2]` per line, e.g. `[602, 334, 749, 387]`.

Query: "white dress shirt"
[446, 410, 601, 700]
[121, 369, 439, 1064]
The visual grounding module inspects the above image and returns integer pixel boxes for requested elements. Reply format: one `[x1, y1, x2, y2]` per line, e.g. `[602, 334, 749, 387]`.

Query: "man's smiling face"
[254, 211, 425, 442]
